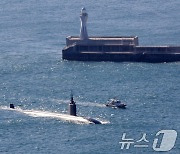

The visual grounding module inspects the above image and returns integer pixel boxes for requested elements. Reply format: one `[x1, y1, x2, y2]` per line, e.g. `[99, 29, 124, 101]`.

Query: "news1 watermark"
[119, 130, 177, 152]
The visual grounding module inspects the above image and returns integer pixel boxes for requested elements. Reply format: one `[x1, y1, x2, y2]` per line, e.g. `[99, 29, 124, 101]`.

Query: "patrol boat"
[106, 99, 126, 109]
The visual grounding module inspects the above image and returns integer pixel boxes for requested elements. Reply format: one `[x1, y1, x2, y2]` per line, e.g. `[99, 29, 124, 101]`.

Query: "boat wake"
[51, 99, 105, 108]
[0, 106, 109, 125]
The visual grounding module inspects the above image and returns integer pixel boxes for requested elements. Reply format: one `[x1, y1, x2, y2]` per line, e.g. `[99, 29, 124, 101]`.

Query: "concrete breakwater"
[62, 8, 180, 63]
[62, 43, 180, 63]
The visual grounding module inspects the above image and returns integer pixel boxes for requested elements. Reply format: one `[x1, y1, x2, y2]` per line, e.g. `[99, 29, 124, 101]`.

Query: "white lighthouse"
[80, 7, 88, 40]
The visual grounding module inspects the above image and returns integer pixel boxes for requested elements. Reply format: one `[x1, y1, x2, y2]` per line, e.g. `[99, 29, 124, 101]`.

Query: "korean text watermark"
[119, 130, 177, 152]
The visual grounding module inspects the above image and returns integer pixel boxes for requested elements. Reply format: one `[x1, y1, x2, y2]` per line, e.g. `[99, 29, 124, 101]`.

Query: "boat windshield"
[116, 100, 121, 103]
[109, 99, 121, 104]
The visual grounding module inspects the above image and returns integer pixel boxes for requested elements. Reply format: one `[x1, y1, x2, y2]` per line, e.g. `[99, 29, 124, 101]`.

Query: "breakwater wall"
[62, 44, 180, 62]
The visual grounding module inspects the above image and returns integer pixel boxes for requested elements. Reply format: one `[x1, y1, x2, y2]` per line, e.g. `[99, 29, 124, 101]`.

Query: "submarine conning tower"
[69, 93, 77, 116]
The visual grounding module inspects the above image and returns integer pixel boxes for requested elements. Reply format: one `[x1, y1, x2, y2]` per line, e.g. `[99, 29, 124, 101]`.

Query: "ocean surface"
[0, 0, 180, 153]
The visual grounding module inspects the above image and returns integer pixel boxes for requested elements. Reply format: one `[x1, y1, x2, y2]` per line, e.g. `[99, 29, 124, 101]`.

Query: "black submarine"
[69, 92, 101, 124]
[9, 93, 102, 124]
[62, 8, 180, 63]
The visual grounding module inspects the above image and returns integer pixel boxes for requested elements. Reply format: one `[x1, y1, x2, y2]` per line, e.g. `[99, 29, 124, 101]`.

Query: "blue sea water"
[0, 0, 180, 153]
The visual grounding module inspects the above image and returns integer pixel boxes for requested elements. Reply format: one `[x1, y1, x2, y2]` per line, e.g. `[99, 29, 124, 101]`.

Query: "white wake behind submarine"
[9, 94, 106, 124]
